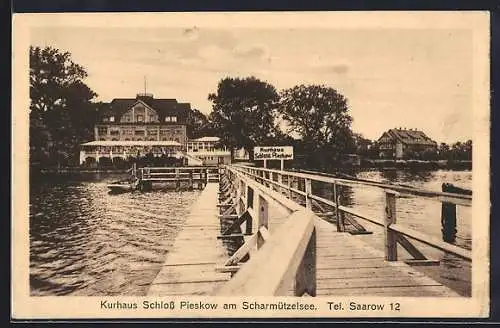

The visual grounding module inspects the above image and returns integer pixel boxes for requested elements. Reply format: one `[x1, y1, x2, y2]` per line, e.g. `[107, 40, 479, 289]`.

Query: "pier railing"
[215, 164, 472, 296]
[134, 166, 222, 190]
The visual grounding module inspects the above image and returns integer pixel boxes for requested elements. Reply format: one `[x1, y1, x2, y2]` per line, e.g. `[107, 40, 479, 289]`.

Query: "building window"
[149, 138, 155, 141]
[103, 117, 109, 122]
[110, 116, 115, 122]
[135, 130, 145, 136]
[125, 138, 130, 141]
[122, 115, 131, 122]
[98, 127, 108, 135]
[137, 115, 144, 122]
[111, 138, 118, 141]
[164, 116, 177, 122]
[147, 130, 157, 136]
[110, 130, 120, 136]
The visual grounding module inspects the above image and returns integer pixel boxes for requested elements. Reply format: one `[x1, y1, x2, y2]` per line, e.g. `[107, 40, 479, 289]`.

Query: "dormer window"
[110, 116, 115, 122]
[165, 116, 177, 123]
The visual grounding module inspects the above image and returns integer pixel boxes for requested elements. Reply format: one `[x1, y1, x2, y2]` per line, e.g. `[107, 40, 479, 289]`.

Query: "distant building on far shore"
[376, 128, 437, 159]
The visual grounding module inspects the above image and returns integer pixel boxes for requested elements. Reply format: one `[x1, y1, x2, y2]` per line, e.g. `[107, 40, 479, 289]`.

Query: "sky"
[31, 24, 475, 144]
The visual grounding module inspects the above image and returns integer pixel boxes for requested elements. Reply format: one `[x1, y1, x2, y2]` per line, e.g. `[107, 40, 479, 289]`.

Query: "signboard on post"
[254, 146, 294, 170]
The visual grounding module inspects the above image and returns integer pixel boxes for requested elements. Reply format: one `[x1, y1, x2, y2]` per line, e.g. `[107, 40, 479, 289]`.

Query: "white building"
[186, 137, 231, 166]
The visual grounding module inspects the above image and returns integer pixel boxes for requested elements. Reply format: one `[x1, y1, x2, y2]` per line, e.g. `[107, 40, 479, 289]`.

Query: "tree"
[278, 84, 353, 167]
[186, 108, 213, 139]
[351, 133, 375, 158]
[30, 46, 98, 167]
[420, 148, 438, 161]
[450, 140, 472, 161]
[438, 142, 451, 160]
[208, 76, 280, 159]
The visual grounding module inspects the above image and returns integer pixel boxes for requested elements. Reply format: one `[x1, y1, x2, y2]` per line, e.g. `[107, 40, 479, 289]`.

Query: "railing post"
[240, 180, 245, 212]
[291, 176, 299, 202]
[305, 178, 312, 210]
[294, 227, 316, 297]
[175, 168, 180, 190]
[277, 172, 283, 194]
[235, 177, 242, 215]
[257, 195, 268, 249]
[188, 170, 193, 190]
[333, 182, 343, 232]
[441, 184, 457, 243]
[247, 186, 254, 209]
[246, 186, 254, 234]
[384, 190, 398, 261]
[286, 174, 292, 199]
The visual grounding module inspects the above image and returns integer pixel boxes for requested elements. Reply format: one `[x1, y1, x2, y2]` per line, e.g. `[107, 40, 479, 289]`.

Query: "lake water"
[29, 173, 200, 296]
[29, 169, 472, 297]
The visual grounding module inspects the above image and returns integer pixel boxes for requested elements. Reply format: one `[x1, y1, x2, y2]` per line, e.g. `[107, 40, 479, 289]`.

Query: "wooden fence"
[135, 166, 222, 190]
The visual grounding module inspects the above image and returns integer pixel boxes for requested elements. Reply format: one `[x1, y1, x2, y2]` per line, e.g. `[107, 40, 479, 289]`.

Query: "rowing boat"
[107, 179, 138, 193]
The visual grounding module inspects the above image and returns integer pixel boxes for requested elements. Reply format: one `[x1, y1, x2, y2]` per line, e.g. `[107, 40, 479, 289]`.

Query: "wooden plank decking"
[147, 183, 231, 296]
[147, 182, 460, 297]
[312, 218, 460, 297]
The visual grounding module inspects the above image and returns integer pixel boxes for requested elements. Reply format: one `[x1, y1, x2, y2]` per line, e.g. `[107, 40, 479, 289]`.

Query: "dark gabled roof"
[378, 128, 437, 146]
[97, 95, 191, 122]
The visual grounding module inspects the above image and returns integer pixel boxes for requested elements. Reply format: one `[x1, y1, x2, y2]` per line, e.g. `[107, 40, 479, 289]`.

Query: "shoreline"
[32, 163, 472, 176]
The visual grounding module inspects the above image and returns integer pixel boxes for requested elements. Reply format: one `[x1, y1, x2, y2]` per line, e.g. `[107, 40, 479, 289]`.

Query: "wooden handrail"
[216, 209, 316, 296]
[231, 164, 472, 206]
[390, 223, 472, 260]
[224, 164, 472, 262]
[138, 166, 219, 171]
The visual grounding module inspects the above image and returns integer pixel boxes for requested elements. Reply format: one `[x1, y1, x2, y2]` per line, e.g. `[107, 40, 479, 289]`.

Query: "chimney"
[136, 92, 154, 101]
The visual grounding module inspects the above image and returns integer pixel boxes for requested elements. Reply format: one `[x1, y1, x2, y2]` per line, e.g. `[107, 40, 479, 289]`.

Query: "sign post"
[254, 146, 294, 171]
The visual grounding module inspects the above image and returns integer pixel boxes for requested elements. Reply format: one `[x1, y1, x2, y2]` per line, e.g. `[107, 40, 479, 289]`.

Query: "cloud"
[198, 44, 231, 62]
[307, 55, 351, 75]
[328, 63, 350, 74]
[182, 27, 200, 41]
[232, 44, 269, 61]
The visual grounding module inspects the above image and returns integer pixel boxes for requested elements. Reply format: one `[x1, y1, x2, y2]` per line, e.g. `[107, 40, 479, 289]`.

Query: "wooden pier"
[135, 166, 221, 191]
[147, 164, 472, 297]
[147, 183, 231, 296]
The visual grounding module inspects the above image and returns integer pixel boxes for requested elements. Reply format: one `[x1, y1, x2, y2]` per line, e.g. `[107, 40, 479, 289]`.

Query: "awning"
[81, 140, 182, 147]
[189, 137, 220, 142]
[187, 151, 231, 156]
